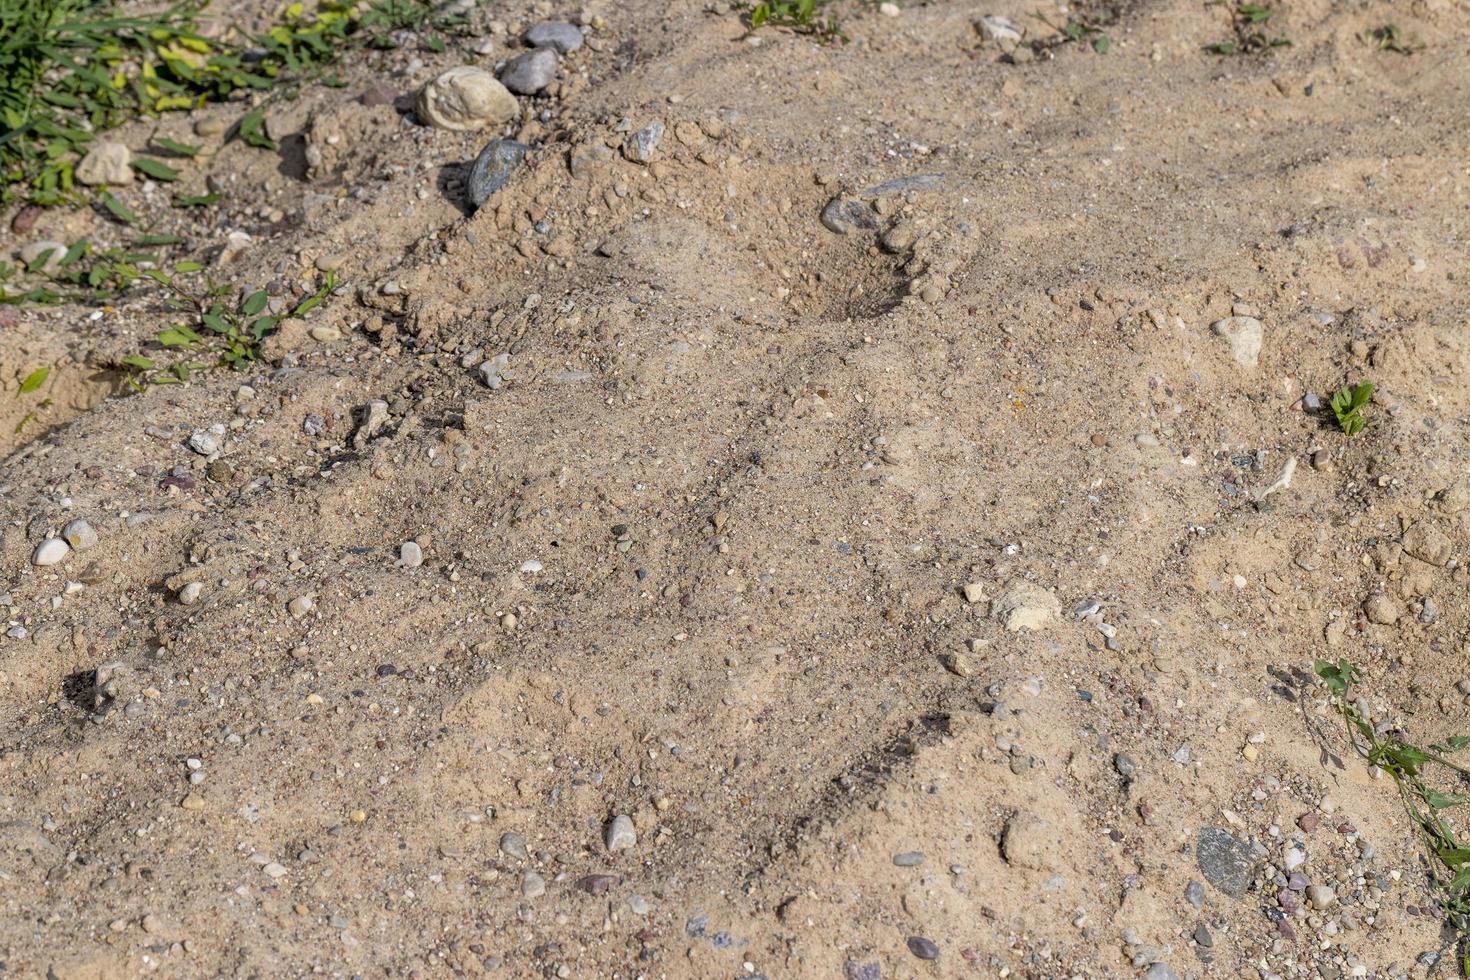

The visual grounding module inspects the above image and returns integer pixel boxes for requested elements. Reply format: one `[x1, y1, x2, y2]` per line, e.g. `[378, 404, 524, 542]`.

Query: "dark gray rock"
[500, 48, 557, 94]
[467, 139, 529, 208]
[905, 937, 939, 960]
[525, 20, 583, 53]
[1195, 827, 1260, 898]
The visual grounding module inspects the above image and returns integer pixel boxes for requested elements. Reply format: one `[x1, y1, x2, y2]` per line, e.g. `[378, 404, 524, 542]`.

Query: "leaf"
[18, 367, 50, 396]
[134, 233, 183, 246]
[1433, 736, 1470, 754]
[237, 109, 277, 151]
[153, 137, 201, 157]
[171, 191, 222, 208]
[174, 261, 204, 274]
[157, 325, 202, 347]
[99, 191, 137, 224]
[122, 354, 155, 370]
[132, 157, 180, 181]
[1426, 790, 1470, 810]
[1091, 35, 1111, 53]
[241, 290, 268, 316]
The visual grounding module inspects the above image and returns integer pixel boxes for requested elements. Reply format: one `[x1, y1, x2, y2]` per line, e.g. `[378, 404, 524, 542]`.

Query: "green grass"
[742, 0, 847, 43]
[1317, 659, 1470, 973]
[1205, 0, 1290, 54]
[0, 0, 474, 207]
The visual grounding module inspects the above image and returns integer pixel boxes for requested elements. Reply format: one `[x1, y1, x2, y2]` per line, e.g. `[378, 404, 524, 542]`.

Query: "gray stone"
[820, 197, 878, 235]
[187, 425, 224, 456]
[1211, 315, 1264, 368]
[1184, 880, 1205, 908]
[622, 122, 664, 164]
[520, 870, 546, 898]
[524, 20, 583, 52]
[500, 831, 529, 861]
[1195, 827, 1260, 898]
[1143, 965, 1180, 980]
[860, 173, 945, 198]
[466, 139, 529, 209]
[62, 519, 98, 551]
[905, 936, 940, 960]
[892, 851, 924, 867]
[605, 814, 636, 852]
[500, 48, 557, 95]
[1306, 884, 1336, 908]
[32, 538, 70, 567]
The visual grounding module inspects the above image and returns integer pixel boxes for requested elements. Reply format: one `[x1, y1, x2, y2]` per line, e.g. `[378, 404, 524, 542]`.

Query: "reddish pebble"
[1298, 813, 1319, 832]
[11, 205, 41, 234]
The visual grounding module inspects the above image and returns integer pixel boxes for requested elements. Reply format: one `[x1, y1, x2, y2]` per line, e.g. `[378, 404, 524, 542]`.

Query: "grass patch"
[1329, 380, 1373, 437]
[0, 0, 474, 207]
[1205, 1, 1290, 55]
[1317, 659, 1470, 973]
[741, 0, 847, 43]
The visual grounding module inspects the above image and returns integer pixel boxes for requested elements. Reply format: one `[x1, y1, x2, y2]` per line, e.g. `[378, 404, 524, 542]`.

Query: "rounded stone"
[75, 141, 134, 186]
[32, 538, 70, 567]
[416, 67, 518, 131]
[524, 20, 583, 53]
[499, 48, 558, 95]
[62, 519, 99, 551]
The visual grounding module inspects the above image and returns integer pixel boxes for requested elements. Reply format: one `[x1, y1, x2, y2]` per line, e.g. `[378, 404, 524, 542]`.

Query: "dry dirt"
[4, 0, 1470, 977]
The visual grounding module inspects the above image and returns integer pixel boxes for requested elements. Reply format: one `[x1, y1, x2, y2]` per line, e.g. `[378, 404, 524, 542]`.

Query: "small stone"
[976, 14, 1023, 42]
[942, 653, 973, 677]
[399, 541, 424, 568]
[1298, 812, 1319, 832]
[990, 579, 1061, 631]
[1114, 753, 1137, 780]
[178, 582, 204, 605]
[1241, 744, 1259, 762]
[1211, 316, 1264, 368]
[962, 582, 985, 603]
[622, 121, 664, 164]
[32, 538, 70, 567]
[1143, 965, 1180, 980]
[905, 936, 940, 960]
[892, 851, 924, 867]
[1402, 522, 1452, 566]
[359, 81, 398, 106]
[500, 831, 529, 861]
[524, 20, 583, 52]
[1307, 884, 1336, 909]
[180, 794, 205, 811]
[820, 196, 878, 235]
[416, 67, 518, 130]
[574, 873, 621, 895]
[605, 814, 636, 852]
[466, 138, 529, 209]
[1184, 880, 1205, 908]
[262, 862, 288, 879]
[521, 871, 546, 897]
[500, 48, 558, 95]
[1193, 922, 1213, 947]
[1195, 827, 1259, 898]
[288, 595, 315, 618]
[1363, 592, 1401, 626]
[1001, 812, 1062, 872]
[75, 141, 134, 186]
[18, 240, 67, 274]
[187, 425, 224, 456]
[62, 519, 98, 551]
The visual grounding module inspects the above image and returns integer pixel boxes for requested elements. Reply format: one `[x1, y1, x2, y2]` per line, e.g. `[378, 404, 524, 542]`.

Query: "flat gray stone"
[525, 20, 583, 53]
[1195, 827, 1259, 898]
[820, 197, 878, 234]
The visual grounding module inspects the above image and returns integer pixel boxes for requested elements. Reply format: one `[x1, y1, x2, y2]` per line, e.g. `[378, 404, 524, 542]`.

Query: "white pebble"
[605, 814, 637, 852]
[399, 541, 424, 568]
[32, 538, 70, 567]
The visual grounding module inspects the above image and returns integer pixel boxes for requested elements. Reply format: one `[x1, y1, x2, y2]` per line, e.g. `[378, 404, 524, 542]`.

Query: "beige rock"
[991, 580, 1061, 631]
[1402, 521, 1453, 566]
[1211, 316, 1263, 368]
[416, 67, 518, 131]
[1363, 593, 1401, 625]
[1001, 812, 1063, 871]
[75, 141, 133, 186]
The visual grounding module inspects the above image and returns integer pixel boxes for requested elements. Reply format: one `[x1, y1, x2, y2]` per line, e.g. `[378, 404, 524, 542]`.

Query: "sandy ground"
[5, 0, 1470, 977]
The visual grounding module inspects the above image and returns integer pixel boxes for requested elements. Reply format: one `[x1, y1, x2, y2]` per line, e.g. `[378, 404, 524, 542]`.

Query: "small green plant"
[1363, 24, 1416, 54]
[13, 365, 53, 434]
[1205, 1, 1290, 54]
[743, 0, 846, 43]
[120, 269, 339, 388]
[1329, 380, 1374, 436]
[1032, 11, 1112, 53]
[1317, 659, 1470, 973]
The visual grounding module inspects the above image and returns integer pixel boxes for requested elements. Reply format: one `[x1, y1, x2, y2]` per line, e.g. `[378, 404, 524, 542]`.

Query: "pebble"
[359, 81, 398, 106]
[622, 121, 664, 164]
[32, 538, 71, 567]
[941, 653, 973, 677]
[1211, 316, 1264, 368]
[187, 425, 224, 456]
[1144, 965, 1180, 980]
[1193, 922, 1213, 947]
[820, 196, 878, 235]
[416, 67, 518, 130]
[62, 519, 99, 551]
[500, 831, 529, 861]
[961, 582, 984, 603]
[1195, 827, 1259, 898]
[19, 240, 67, 274]
[605, 814, 637, 852]
[1307, 884, 1336, 908]
[178, 582, 204, 605]
[466, 138, 529, 209]
[1114, 753, 1137, 780]
[524, 20, 583, 52]
[75, 141, 134, 186]
[892, 851, 924, 867]
[399, 541, 424, 568]
[1184, 880, 1204, 908]
[500, 48, 558, 94]
[990, 579, 1061, 631]
[521, 871, 546, 898]
[905, 936, 940, 960]
[288, 595, 315, 618]
[976, 14, 1023, 42]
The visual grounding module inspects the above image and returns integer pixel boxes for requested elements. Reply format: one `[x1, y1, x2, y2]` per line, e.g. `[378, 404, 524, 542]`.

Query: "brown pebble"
[1090, 433, 1107, 447]
[11, 205, 41, 234]
[1298, 812, 1319, 832]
